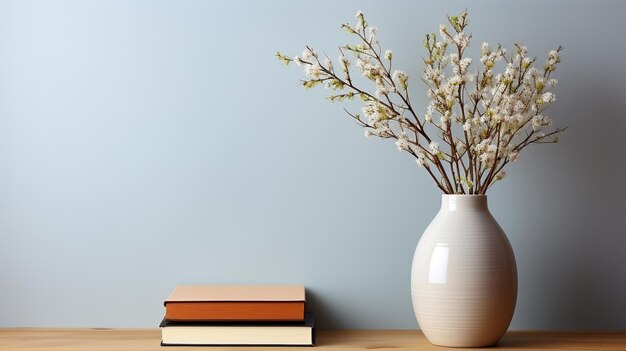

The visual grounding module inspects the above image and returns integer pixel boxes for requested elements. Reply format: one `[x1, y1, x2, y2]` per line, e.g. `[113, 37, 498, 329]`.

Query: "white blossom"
[338, 54, 350, 71]
[449, 53, 459, 64]
[439, 24, 447, 40]
[324, 57, 332, 69]
[541, 92, 556, 103]
[425, 104, 434, 122]
[395, 132, 409, 151]
[481, 42, 490, 55]
[460, 57, 472, 71]
[508, 150, 519, 161]
[548, 50, 560, 65]
[475, 139, 491, 152]
[356, 21, 364, 32]
[479, 153, 491, 163]
[416, 152, 430, 167]
[453, 33, 470, 48]
[305, 63, 322, 79]
[429, 141, 439, 154]
[375, 85, 388, 97]
[532, 116, 543, 130]
[449, 75, 463, 86]
[518, 45, 528, 56]
[302, 48, 315, 61]
[392, 69, 408, 89]
[367, 26, 378, 38]
[440, 120, 449, 131]
[504, 63, 516, 80]
[356, 59, 366, 71]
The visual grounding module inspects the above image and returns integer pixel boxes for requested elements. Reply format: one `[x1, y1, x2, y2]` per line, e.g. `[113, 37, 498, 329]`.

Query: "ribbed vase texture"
[411, 195, 517, 347]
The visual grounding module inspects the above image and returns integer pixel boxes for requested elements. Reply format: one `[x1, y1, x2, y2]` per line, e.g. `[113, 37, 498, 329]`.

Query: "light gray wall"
[0, 0, 624, 329]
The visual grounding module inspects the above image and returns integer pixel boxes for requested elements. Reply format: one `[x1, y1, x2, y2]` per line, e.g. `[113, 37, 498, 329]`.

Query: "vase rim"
[440, 194, 488, 210]
[442, 194, 487, 197]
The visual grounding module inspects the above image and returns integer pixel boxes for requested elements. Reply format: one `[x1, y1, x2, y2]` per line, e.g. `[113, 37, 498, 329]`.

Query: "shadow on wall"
[305, 289, 342, 329]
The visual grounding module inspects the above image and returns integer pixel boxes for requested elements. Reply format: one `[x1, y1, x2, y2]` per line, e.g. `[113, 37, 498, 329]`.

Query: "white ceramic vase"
[411, 195, 517, 347]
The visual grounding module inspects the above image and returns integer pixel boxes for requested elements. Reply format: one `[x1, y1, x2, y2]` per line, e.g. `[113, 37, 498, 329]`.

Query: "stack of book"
[160, 285, 315, 346]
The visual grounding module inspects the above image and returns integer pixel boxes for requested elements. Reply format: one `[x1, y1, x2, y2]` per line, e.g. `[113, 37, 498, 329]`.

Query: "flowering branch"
[277, 10, 565, 194]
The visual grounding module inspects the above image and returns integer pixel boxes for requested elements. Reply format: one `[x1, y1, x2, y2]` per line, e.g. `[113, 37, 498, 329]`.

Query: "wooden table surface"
[0, 329, 624, 351]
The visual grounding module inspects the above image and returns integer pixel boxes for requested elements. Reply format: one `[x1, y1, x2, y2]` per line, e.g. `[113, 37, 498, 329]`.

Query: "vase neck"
[440, 194, 488, 212]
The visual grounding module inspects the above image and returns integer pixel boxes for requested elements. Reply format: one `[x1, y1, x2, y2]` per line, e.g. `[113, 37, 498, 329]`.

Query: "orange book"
[164, 285, 306, 322]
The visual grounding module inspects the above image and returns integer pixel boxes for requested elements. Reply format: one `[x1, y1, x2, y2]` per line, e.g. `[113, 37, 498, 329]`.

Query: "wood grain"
[0, 329, 624, 351]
